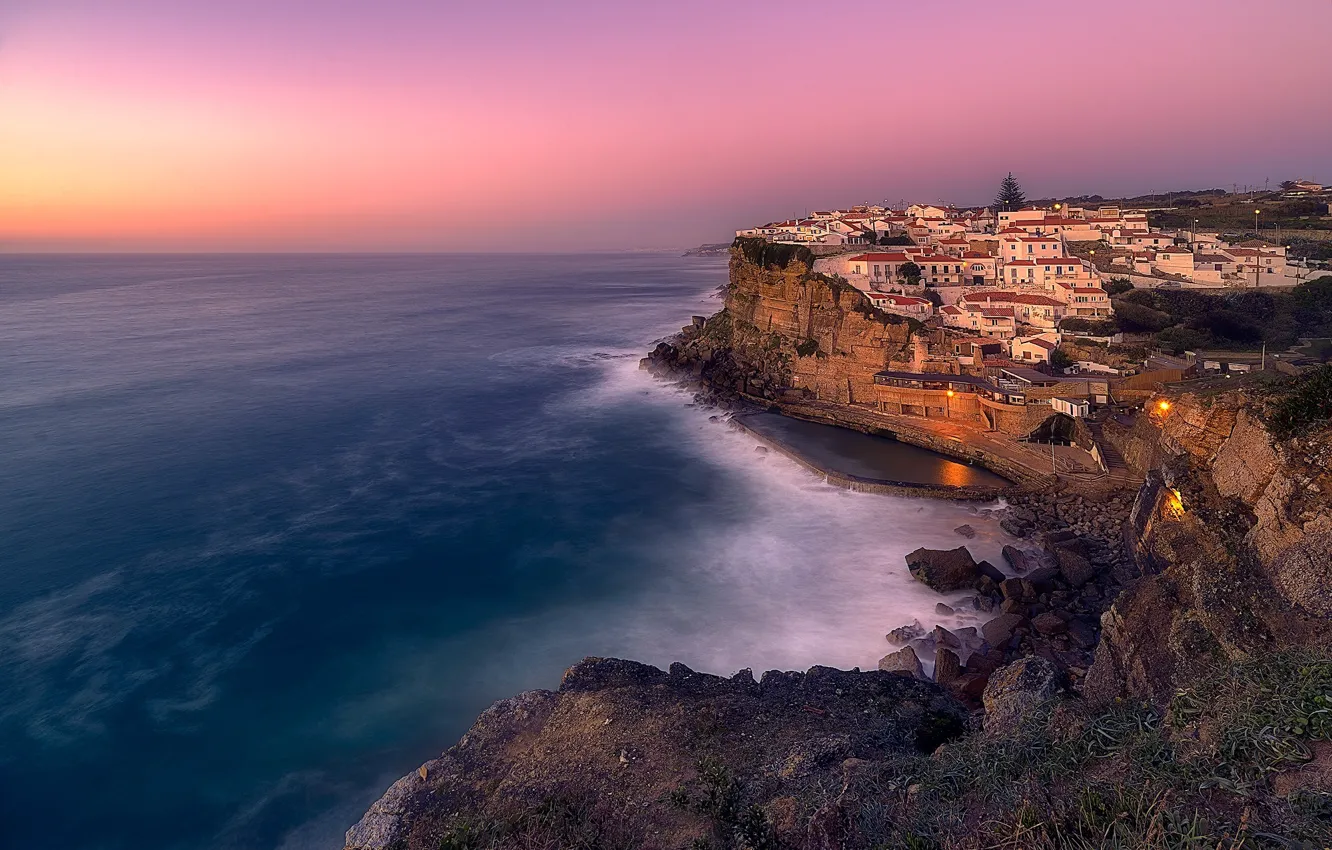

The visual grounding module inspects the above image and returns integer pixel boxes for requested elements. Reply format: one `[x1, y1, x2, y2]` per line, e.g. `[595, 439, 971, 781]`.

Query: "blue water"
[0, 253, 1012, 849]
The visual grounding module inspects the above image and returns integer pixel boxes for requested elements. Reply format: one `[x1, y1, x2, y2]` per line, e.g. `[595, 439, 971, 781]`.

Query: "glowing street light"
[1158, 400, 1171, 412]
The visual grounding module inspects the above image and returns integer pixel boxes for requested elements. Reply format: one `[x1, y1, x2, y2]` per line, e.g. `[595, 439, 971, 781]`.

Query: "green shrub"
[732, 237, 814, 271]
[1264, 364, 1332, 439]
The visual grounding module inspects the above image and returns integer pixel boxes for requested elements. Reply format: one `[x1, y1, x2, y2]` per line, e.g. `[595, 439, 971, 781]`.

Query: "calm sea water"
[0, 254, 1013, 850]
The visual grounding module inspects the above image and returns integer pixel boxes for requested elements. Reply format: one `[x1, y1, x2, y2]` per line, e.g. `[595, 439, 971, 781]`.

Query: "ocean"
[0, 253, 1013, 849]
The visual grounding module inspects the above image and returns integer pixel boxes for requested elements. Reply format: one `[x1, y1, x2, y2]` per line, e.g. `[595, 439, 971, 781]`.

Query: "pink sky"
[1, 0, 1329, 251]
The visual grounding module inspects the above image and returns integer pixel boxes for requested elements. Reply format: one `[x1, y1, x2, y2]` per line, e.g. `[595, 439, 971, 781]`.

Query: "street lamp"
[945, 388, 954, 418]
[1254, 208, 1261, 235]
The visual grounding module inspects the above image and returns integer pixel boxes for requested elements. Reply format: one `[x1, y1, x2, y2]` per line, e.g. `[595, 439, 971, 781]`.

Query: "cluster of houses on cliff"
[735, 199, 1308, 375]
[738, 201, 1299, 291]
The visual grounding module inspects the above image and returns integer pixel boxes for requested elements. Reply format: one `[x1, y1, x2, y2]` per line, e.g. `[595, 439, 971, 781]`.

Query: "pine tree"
[994, 173, 1026, 211]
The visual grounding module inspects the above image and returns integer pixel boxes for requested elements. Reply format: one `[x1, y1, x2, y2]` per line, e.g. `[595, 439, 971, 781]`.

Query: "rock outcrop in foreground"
[346, 659, 964, 850]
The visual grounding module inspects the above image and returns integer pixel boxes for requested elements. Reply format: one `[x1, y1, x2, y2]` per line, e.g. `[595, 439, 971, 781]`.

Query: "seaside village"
[732, 198, 1320, 476]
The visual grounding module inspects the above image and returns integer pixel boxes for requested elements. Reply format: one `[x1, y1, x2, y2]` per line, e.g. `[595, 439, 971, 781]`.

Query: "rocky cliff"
[345, 659, 964, 850]
[644, 239, 917, 404]
[1087, 390, 1332, 707]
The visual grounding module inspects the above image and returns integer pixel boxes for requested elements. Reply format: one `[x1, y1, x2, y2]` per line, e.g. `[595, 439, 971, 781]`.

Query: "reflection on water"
[738, 413, 1010, 489]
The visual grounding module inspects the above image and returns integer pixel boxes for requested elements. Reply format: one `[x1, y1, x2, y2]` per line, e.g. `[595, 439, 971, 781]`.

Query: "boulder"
[1025, 566, 1060, 590]
[953, 524, 976, 539]
[976, 560, 1006, 583]
[934, 648, 962, 687]
[1032, 611, 1069, 636]
[878, 645, 926, 680]
[1054, 547, 1097, 588]
[886, 620, 925, 645]
[982, 657, 1067, 735]
[935, 603, 955, 616]
[999, 578, 1026, 601]
[932, 625, 962, 648]
[981, 612, 1027, 647]
[1067, 618, 1098, 650]
[1002, 545, 1049, 574]
[999, 517, 1030, 538]
[905, 547, 979, 592]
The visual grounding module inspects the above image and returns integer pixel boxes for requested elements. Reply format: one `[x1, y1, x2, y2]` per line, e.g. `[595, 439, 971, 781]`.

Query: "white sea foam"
[419, 345, 1013, 684]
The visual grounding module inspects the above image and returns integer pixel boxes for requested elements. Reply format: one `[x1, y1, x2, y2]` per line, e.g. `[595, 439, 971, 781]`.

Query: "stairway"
[1086, 418, 1136, 486]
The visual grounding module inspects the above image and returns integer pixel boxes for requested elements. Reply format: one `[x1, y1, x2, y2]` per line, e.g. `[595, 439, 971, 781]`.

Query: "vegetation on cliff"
[1264, 364, 1332, 439]
[1110, 277, 1332, 352]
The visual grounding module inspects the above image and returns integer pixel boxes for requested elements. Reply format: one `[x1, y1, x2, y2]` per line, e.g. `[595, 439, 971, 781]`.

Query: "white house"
[864, 292, 934, 320]
[1050, 397, 1090, 418]
[1011, 333, 1060, 364]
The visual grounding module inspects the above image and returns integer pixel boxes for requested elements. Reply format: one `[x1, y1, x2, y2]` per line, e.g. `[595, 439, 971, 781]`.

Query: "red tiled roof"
[963, 292, 1065, 307]
[1021, 338, 1058, 350]
[848, 253, 910, 262]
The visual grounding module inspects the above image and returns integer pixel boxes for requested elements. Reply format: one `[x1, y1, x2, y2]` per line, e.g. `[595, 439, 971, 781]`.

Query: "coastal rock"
[976, 560, 1006, 583]
[935, 603, 955, 616]
[980, 613, 1026, 648]
[982, 657, 1066, 736]
[1054, 547, 1097, 588]
[1001, 545, 1049, 574]
[1032, 611, 1069, 636]
[953, 524, 976, 539]
[878, 646, 927, 680]
[886, 621, 925, 645]
[905, 546, 979, 592]
[934, 648, 962, 687]
[345, 657, 965, 850]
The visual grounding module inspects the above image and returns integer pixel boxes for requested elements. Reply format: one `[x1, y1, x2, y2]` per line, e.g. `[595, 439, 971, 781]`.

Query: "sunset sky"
[2, 0, 1329, 252]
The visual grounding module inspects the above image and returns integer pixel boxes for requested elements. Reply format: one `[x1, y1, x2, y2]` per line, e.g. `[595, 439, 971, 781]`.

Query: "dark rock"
[1026, 566, 1060, 590]
[1000, 598, 1024, 614]
[935, 603, 955, 616]
[1054, 547, 1097, 588]
[932, 625, 962, 648]
[972, 595, 995, 613]
[1032, 611, 1069, 636]
[967, 648, 1006, 676]
[1002, 545, 1050, 573]
[999, 517, 1030, 538]
[976, 560, 1005, 583]
[878, 645, 926, 680]
[982, 657, 1067, 735]
[934, 648, 962, 686]
[954, 524, 976, 539]
[886, 621, 925, 645]
[905, 546, 979, 592]
[999, 578, 1026, 601]
[981, 613, 1027, 647]
[1067, 619, 1098, 650]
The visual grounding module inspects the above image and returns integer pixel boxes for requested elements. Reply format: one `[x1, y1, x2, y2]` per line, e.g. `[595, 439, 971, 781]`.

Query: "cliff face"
[645, 240, 916, 404]
[345, 659, 965, 850]
[1086, 391, 1332, 706]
